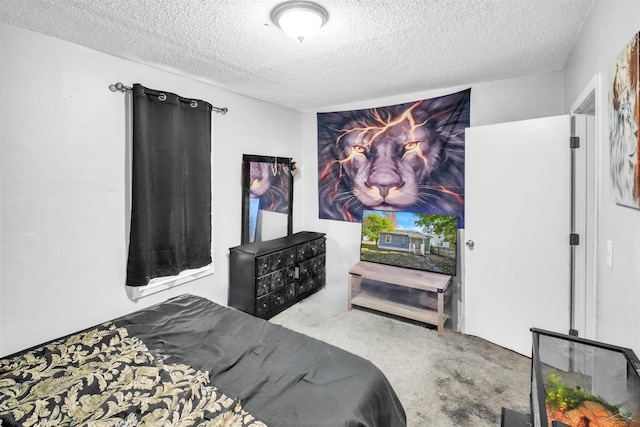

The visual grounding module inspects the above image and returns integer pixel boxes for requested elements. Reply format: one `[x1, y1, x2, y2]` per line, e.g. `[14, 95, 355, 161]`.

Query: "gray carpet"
[270, 292, 531, 427]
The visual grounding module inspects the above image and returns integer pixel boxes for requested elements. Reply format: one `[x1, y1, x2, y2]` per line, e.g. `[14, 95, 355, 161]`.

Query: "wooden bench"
[348, 261, 452, 336]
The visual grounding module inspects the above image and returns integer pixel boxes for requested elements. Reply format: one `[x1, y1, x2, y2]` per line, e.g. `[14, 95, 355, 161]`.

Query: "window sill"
[125, 264, 213, 301]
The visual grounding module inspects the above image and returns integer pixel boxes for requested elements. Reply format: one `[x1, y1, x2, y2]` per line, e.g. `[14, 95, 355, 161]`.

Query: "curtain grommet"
[158, 93, 167, 101]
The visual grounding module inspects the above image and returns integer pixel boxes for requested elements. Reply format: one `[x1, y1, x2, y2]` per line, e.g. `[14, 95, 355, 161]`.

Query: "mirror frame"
[241, 154, 294, 244]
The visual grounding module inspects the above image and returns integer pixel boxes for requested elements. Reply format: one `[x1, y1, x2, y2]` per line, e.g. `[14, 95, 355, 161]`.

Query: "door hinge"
[570, 233, 580, 245]
[570, 136, 580, 149]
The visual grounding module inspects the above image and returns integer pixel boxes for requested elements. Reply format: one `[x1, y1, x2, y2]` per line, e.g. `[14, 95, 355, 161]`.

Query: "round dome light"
[270, 1, 329, 42]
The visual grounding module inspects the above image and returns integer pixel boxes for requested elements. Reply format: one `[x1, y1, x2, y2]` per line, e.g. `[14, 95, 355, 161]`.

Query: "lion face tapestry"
[609, 32, 640, 209]
[317, 89, 470, 226]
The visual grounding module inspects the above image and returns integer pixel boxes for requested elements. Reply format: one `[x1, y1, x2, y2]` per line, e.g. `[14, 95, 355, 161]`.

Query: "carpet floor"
[270, 292, 531, 426]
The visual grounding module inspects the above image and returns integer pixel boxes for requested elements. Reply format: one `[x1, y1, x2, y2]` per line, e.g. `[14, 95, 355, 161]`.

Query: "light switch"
[606, 240, 613, 268]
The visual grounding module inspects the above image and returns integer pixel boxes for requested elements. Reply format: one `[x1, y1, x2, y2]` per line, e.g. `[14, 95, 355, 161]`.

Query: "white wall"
[563, 0, 640, 354]
[298, 71, 566, 325]
[0, 23, 303, 357]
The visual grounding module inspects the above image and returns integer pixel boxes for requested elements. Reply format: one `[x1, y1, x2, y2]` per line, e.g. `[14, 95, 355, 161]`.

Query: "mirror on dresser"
[241, 154, 294, 244]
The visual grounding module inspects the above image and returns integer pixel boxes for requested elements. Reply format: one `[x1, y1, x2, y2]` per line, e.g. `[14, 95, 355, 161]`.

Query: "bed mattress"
[0, 294, 406, 426]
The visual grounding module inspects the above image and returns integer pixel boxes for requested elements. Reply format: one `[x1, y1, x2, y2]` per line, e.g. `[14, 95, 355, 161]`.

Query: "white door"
[464, 115, 571, 356]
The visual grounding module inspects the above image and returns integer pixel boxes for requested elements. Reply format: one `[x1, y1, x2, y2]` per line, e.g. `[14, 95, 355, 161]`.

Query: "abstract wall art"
[609, 32, 640, 209]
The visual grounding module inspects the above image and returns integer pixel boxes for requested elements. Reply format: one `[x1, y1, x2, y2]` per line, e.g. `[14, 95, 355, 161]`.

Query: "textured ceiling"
[0, 0, 594, 111]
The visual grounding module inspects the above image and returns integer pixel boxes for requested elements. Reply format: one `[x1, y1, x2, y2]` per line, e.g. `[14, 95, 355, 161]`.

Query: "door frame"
[570, 73, 602, 340]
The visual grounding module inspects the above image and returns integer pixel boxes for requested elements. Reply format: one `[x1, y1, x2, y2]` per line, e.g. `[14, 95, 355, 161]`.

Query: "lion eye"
[352, 145, 366, 153]
[404, 141, 420, 151]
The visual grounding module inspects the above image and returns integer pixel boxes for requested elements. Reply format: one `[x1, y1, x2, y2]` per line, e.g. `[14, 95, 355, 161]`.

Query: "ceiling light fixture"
[270, 1, 329, 43]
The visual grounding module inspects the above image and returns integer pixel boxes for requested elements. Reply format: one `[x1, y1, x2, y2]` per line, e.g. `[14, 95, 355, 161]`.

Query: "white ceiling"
[0, 0, 594, 111]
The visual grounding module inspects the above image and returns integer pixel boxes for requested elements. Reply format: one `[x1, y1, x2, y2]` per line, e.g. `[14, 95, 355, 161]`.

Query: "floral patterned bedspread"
[0, 322, 267, 427]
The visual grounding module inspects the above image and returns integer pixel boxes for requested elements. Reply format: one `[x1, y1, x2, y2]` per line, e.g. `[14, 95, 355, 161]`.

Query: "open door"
[464, 115, 571, 356]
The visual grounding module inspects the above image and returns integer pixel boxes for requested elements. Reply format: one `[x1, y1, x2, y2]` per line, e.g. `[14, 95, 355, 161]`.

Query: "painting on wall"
[609, 31, 640, 209]
[317, 89, 470, 227]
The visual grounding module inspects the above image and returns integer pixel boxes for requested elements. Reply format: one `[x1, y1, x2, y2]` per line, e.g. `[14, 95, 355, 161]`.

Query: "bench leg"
[437, 291, 445, 336]
[348, 274, 361, 310]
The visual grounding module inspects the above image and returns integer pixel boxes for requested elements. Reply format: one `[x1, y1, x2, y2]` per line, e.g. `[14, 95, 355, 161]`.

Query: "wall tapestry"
[317, 88, 470, 226]
[609, 31, 640, 209]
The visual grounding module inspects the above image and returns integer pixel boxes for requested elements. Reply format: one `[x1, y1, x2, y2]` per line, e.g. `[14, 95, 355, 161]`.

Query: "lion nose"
[373, 185, 392, 197]
[370, 182, 404, 198]
[367, 167, 404, 197]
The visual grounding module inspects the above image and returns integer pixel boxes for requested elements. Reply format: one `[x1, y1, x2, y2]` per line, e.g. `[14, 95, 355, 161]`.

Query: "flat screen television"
[359, 209, 458, 275]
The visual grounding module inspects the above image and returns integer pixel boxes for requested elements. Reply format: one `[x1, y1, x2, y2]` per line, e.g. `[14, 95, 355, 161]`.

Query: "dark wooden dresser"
[228, 231, 326, 319]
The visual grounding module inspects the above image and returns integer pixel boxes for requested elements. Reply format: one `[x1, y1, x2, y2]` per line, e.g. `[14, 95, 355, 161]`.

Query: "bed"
[0, 294, 406, 426]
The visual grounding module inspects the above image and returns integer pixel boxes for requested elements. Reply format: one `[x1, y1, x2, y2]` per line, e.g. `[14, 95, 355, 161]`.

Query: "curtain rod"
[109, 82, 228, 115]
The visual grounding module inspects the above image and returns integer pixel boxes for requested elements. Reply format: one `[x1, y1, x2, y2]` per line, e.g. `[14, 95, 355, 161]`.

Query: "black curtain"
[126, 84, 212, 287]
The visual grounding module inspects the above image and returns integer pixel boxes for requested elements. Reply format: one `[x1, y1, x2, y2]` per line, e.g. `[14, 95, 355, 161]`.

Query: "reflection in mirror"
[241, 154, 293, 244]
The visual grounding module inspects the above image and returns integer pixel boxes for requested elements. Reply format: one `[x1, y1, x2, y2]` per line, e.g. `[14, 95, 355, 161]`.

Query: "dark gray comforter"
[114, 294, 406, 427]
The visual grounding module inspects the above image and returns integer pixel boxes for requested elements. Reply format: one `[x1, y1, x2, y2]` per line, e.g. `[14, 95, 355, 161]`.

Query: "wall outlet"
[606, 240, 613, 268]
